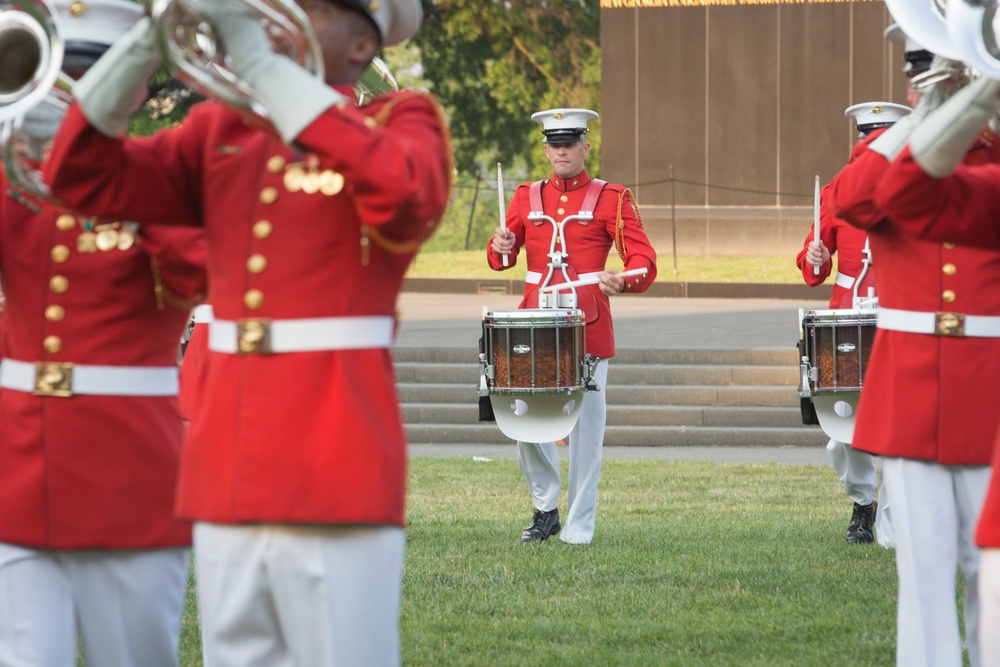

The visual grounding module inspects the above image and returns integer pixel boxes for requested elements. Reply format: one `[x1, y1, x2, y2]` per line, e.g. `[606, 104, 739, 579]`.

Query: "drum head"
[812, 393, 860, 444]
[490, 393, 585, 442]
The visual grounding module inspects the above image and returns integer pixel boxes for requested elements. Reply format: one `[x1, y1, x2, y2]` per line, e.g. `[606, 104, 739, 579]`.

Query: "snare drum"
[800, 309, 877, 394]
[482, 308, 586, 394]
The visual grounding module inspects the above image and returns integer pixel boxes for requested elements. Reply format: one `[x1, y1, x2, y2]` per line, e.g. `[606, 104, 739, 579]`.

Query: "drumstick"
[540, 268, 648, 292]
[497, 162, 508, 267]
[813, 175, 820, 276]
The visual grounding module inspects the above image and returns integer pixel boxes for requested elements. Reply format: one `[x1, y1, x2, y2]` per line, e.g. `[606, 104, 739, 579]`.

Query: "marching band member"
[828, 52, 1000, 667]
[0, 1, 208, 664]
[797, 102, 909, 547]
[43, 0, 450, 664]
[871, 75, 1000, 666]
[488, 109, 657, 545]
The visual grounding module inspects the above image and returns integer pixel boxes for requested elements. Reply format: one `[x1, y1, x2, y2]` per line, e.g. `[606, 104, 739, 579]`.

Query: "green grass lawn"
[171, 458, 913, 667]
[406, 251, 812, 284]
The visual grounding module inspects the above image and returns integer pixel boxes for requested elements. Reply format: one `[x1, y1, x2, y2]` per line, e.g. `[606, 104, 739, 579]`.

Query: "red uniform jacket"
[827, 135, 1000, 466]
[796, 187, 875, 309]
[875, 143, 1000, 546]
[0, 179, 207, 549]
[485, 171, 658, 358]
[46, 89, 451, 528]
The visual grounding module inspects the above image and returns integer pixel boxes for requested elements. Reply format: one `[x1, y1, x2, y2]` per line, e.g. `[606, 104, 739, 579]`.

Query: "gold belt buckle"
[935, 311, 966, 337]
[34, 362, 74, 397]
[237, 318, 272, 355]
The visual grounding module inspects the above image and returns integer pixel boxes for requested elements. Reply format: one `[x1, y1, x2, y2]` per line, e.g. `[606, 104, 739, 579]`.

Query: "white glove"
[189, 0, 347, 143]
[868, 113, 918, 161]
[869, 59, 956, 161]
[910, 76, 1000, 178]
[72, 17, 160, 137]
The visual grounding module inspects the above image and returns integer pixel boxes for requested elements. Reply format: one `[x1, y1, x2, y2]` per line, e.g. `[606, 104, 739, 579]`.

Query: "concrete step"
[394, 361, 798, 387]
[397, 383, 800, 408]
[405, 423, 827, 448]
[403, 403, 805, 428]
[394, 345, 816, 449]
[392, 346, 796, 366]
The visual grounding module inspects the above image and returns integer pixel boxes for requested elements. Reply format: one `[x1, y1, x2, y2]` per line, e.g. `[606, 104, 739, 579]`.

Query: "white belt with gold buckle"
[877, 307, 1000, 337]
[0, 359, 179, 397]
[208, 316, 395, 355]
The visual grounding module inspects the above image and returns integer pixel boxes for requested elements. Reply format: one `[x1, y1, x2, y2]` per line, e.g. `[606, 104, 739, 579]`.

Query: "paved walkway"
[397, 292, 832, 466]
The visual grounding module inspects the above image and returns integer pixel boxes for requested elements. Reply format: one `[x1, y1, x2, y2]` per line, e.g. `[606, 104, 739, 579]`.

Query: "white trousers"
[517, 359, 608, 545]
[0, 543, 189, 667]
[980, 549, 1000, 667]
[194, 522, 405, 667]
[883, 457, 990, 667]
[826, 439, 895, 547]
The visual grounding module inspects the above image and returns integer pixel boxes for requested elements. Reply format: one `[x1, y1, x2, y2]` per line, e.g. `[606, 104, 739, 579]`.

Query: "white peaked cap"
[359, 0, 422, 46]
[531, 108, 599, 143]
[845, 101, 912, 130]
[52, 0, 144, 47]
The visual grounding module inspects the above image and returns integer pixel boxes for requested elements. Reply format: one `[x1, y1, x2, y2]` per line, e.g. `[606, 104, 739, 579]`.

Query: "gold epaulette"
[614, 188, 644, 263]
[359, 91, 455, 265]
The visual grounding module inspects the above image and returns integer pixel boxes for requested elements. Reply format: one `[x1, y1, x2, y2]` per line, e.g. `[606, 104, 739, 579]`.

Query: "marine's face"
[544, 140, 590, 180]
[296, 0, 379, 85]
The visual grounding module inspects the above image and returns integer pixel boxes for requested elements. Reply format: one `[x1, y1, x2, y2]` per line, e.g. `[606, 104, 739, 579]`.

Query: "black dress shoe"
[521, 508, 561, 543]
[846, 501, 875, 544]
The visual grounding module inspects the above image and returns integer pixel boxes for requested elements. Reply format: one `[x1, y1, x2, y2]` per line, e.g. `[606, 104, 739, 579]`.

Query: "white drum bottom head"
[491, 392, 585, 443]
[812, 393, 860, 444]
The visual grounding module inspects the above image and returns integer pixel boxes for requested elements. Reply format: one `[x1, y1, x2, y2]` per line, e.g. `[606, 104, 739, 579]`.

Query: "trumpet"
[885, 0, 1000, 83]
[151, 0, 398, 136]
[0, 0, 63, 121]
[0, 0, 75, 204]
[151, 0, 325, 136]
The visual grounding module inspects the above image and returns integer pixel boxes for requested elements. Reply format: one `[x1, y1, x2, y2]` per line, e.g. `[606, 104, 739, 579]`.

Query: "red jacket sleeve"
[486, 184, 528, 271]
[795, 187, 836, 286]
[295, 91, 452, 244]
[876, 145, 1000, 250]
[606, 187, 657, 293]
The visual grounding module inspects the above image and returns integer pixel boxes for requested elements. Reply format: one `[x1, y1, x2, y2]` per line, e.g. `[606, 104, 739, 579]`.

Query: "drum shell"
[483, 308, 586, 394]
[802, 309, 877, 393]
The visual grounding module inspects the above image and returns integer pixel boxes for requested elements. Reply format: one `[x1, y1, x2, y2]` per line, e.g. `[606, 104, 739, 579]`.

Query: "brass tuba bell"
[947, 0, 1000, 79]
[151, 0, 325, 136]
[151, 0, 398, 135]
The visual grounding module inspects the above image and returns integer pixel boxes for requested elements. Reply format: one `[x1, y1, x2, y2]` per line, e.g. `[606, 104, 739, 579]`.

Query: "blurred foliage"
[411, 0, 601, 178]
[129, 68, 204, 136]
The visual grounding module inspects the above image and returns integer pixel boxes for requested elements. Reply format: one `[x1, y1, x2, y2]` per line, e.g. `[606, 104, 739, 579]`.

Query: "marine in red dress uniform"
[487, 108, 657, 545]
[828, 74, 1000, 667]
[871, 76, 1000, 667]
[45, 0, 449, 664]
[0, 2, 207, 665]
[796, 102, 909, 548]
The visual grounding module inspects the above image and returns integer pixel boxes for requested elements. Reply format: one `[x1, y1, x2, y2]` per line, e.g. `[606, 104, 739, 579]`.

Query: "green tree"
[412, 0, 601, 178]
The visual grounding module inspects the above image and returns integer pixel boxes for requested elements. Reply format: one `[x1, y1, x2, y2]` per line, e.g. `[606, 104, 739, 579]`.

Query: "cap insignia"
[369, 1, 379, 11]
[553, 113, 564, 120]
[872, 106, 883, 114]
[69, 1, 88, 16]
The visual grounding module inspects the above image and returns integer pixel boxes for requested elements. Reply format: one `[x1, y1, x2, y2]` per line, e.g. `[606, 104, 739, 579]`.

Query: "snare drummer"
[827, 30, 1000, 667]
[488, 108, 658, 545]
[796, 101, 910, 548]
